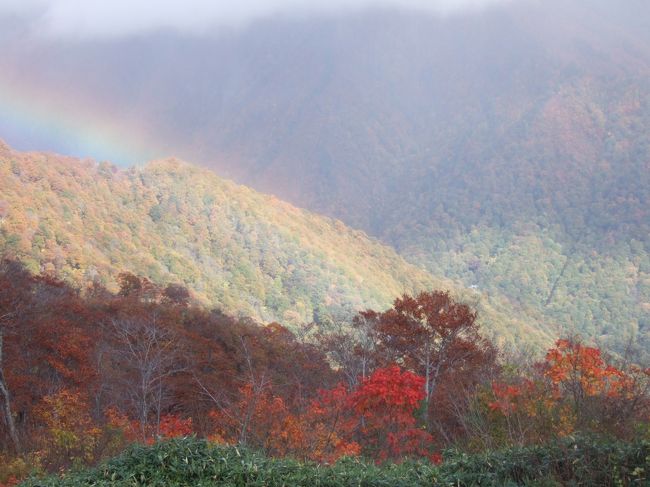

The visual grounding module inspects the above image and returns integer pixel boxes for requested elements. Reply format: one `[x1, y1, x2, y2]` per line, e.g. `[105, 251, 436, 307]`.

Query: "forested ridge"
[2, 1, 650, 484]
[201, 3, 650, 357]
[4, 0, 648, 357]
[0, 142, 434, 326]
[0, 142, 553, 348]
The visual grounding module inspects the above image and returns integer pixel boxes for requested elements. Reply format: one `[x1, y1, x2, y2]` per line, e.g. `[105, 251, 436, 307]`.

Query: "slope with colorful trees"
[0, 141, 552, 350]
[0, 260, 649, 485]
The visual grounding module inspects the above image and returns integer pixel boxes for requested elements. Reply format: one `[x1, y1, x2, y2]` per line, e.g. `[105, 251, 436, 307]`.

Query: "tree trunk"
[424, 358, 431, 407]
[0, 333, 20, 452]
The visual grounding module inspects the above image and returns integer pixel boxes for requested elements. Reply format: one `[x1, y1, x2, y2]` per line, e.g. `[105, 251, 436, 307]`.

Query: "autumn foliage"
[480, 338, 650, 448]
[349, 366, 432, 461]
[0, 262, 649, 484]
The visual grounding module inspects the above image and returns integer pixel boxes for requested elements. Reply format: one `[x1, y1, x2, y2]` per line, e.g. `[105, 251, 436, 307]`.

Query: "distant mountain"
[1, 0, 648, 353]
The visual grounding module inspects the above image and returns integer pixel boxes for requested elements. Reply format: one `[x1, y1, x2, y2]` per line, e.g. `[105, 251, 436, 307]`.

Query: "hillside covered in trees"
[3, 0, 648, 357]
[0, 141, 430, 328]
[0, 142, 555, 347]
[1, 0, 649, 484]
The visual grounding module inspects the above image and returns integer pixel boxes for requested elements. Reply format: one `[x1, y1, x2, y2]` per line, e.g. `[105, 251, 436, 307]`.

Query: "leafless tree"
[194, 334, 270, 447]
[107, 312, 185, 440]
[316, 313, 381, 390]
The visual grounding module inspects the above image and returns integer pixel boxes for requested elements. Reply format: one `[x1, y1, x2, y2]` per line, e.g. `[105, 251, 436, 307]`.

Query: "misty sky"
[1, 0, 515, 38]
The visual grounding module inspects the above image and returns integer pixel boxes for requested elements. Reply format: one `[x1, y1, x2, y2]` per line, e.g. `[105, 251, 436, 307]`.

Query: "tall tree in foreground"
[476, 338, 650, 449]
[0, 260, 30, 452]
[543, 338, 650, 436]
[104, 312, 185, 442]
[374, 291, 497, 430]
[0, 260, 98, 455]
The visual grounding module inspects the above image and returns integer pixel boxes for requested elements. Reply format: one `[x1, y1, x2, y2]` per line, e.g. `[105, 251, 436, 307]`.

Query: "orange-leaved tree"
[483, 338, 650, 446]
[34, 389, 101, 469]
[300, 384, 361, 463]
[543, 338, 649, 434]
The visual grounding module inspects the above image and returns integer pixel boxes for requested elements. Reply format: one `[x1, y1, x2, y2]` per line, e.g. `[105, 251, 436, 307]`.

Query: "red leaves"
[0, 476, 20, 487]
[347, 366, 434, 462]
[300, 368, 435, 463]
[107, 409, 193, 446]
[301, 384, 362, 463]
[7, 257, 649, 474]
[370, 291, 497, 429]
[207, 366, 435, 463]
[484, 338, 650, 445]
[350, 365, 425, 415]
[209, 383, 304, 456]
[488, 382, 526, 415]
[158, 415, 193, 440]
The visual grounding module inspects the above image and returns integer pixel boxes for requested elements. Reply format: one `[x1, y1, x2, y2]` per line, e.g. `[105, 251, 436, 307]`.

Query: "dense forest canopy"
[0, 142, 429, 327]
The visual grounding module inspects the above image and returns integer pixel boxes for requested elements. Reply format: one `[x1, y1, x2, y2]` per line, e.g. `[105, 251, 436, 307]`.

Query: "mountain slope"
[0, 142, 552, 349]
[0, 141, 433, 327]
[1, 0, 648, 352]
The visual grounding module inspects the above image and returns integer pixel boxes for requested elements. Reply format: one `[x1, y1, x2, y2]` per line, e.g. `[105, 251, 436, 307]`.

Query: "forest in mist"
[1, 0, 649, 484]
[2, 0, 649, 357]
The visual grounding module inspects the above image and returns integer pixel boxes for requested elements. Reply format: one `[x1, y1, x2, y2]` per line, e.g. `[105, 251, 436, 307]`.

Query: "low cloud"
[1, 0, 516, 39]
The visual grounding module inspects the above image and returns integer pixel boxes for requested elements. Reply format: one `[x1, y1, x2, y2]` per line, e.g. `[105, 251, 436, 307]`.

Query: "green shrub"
[20, 435, 650, 486]
[435, 436, 650, 486]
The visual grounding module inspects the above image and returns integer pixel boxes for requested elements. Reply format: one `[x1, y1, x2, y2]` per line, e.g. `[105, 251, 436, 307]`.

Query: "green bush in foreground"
[21, 435, 650, 487]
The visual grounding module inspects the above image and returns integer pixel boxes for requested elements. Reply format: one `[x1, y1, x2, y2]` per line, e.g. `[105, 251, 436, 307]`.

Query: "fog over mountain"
[1, 0, 649, 354]
[2, 0, 515, 38]
[4, 2, 650, 481]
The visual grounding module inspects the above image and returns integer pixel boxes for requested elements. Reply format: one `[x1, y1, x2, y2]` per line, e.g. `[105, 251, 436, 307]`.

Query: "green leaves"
[20, 435, 650, 487]
[0, 146, 434, 330]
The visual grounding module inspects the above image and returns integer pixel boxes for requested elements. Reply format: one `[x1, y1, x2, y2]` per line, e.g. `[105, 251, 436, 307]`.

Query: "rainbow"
[0, 72, 161, 166]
